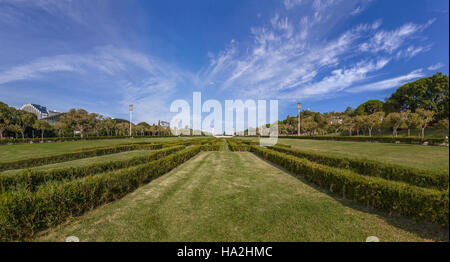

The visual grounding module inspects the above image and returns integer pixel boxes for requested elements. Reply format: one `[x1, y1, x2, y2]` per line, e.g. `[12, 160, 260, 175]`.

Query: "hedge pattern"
[0, 143, 163, 172]
[250, 145, 449, 227]
[269, 145, 449, 190]
[0, 146, 185, 192]
[0, 145, 203, 241]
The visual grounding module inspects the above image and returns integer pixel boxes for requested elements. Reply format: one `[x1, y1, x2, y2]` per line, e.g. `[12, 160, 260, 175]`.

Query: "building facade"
[20, 104, 64, 125]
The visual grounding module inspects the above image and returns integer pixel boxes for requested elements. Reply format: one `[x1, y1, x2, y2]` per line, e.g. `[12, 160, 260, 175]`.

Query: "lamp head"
[297, 103, 301, 110]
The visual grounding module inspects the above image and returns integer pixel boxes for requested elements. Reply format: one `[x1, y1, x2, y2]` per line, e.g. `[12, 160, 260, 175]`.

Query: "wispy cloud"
[427, 62, 445, 71]
[0, 45, 191, 123]
[0, 0, 89, 25]
[359, 19, 435, 54]
[283, 0, 305, 10]
[200, 5, 435, 101]
[346, 69, 425, 93]
[395, 45, 431, 59]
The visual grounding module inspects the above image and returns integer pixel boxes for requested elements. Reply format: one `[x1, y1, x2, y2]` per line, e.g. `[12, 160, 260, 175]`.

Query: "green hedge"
[0, 146, 185, 192]
[250, 145, 449, 227]
[0, 146, 202, 241]
[277, 135, 447, 145]
[269, 145, 449, 190]
[226, 139, 251, 151]
[0, 143, 163, 172]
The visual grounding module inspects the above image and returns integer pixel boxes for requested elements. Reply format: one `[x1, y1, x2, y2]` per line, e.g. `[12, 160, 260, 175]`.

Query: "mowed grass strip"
[0, 150, 154, 176]
[36, 151, 448, 242]
[0, 137, 185, 162]
[239, 137, 449, 172]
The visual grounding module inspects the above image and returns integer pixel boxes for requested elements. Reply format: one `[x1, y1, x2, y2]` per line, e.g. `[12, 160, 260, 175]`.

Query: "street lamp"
[129, 104, 133, 137]
[297, 103, 302, 136]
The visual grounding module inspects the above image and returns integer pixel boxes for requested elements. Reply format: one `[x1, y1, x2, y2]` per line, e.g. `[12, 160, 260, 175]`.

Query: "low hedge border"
[0, 145, 203, 241]
[0, 143, 164, 172]
[269, 145, 449, 190]
[0, 146, 185, 192]
[250, 145, 449, 227]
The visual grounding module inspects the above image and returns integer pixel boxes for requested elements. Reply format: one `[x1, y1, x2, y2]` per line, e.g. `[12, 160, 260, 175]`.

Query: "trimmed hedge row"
[277, 135, 447, 145]
[250, 145, 449, 227]
[0, 135, 175, 145]
[227, 139, 251, 151]
[269, 145, 449, 190]
[200, 141, 222, 151]
[0, 146, 185, 192]
[0, 143, 163, 172]
[0, 145, 203, 241]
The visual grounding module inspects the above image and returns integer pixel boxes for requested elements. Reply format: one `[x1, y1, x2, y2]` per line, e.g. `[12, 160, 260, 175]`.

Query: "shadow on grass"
[252, 153, 449, 242]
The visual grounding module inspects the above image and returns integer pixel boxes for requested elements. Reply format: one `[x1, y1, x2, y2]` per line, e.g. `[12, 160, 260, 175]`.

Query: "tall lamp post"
[129, 104, 133, 137]
[297, 103, 301, 136]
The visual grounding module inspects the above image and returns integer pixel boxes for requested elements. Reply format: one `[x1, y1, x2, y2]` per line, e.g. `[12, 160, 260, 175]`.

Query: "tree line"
[0, 105, 170, 140]
[278, 73, 449, 138]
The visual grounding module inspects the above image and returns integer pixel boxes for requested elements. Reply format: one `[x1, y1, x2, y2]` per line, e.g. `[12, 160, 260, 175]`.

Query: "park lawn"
[0, 137, 187, 162]
[36, 151, 448, 242]
[0, 150, 157, 176]
[239, 137, 449, 172]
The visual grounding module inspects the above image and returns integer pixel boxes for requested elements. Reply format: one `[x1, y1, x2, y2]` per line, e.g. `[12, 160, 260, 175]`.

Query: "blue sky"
[0, 0, 448, 125]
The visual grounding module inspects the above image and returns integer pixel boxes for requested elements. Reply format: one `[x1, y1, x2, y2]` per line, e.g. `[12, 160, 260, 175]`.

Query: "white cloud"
[0, 0, 89, 24]
[396, 45, 431, 59]
[283, 0, 305, 10]
[350, 6, 363, 15]
[200, 6, 396, 100]
[359, 19, 435, 54]
[281, 58, 390, 98]
[346, 69, 425, 93]
[0, 46, 191, 123]
[427, 62, 444, 71]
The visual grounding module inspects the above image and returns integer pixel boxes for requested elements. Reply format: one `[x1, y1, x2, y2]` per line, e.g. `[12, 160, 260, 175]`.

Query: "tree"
[16, 110, 37, 139]
[329, 115, 343, 136]
[0, 102, 14, 139]
[54, 121, 66, 137]
[116, 122, 129, 136]
[436, 119, 449, 139]
[342, 115, 356, 136]
[33, 120, 51, 140]
[354, 115, 368, 136]
[88, 113, 103, 137]
[355, 100, 384, 115]
[403, 110, 420, 137]
[62, 109, 90, 138]
[344, 106, 354, 116]
[104, 118, 116, 136]
[384, 73, 449, 120]
[7, 124, 21, 138]
[384, 112, 406, 137]
[301, 117, 318, 136]
[415, 108, 435, 139]
[367, 112, 385, 137]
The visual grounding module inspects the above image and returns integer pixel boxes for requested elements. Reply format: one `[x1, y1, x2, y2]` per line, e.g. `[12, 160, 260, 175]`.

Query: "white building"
[20, 104, 63, 125]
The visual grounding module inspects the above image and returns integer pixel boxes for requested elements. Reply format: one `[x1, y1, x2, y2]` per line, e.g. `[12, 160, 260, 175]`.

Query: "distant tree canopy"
[383, 73, 449, 120]
[355, 100, 384, 115]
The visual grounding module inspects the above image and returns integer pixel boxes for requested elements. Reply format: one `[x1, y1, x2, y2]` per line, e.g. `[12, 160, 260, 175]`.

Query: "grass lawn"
[0, 150, 157, 176]
[240, 137, 449, 172]
[0, 137, 186, 162]
[36, 151, 448, 242]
